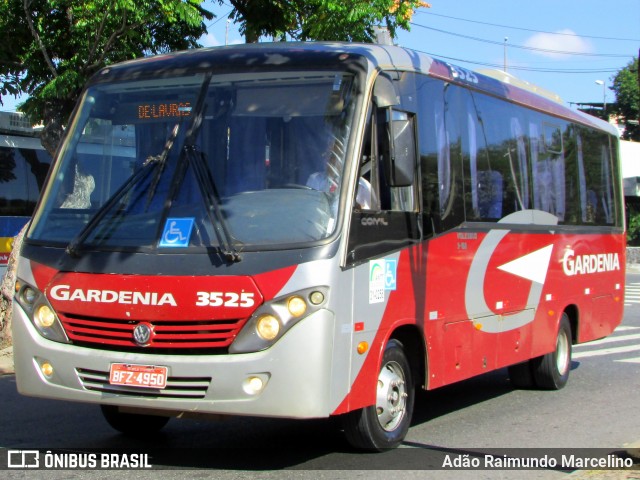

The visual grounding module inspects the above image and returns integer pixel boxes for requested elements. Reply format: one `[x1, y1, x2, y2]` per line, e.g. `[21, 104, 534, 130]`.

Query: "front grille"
[59, 312, 246, 351]
[76, 368, 211, 399]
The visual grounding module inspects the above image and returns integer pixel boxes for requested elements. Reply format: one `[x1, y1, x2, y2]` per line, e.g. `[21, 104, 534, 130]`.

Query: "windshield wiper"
[145, 122, 181, 209]
[65, 161, 157, 257]
[160, 74, 241, 263]
[64, 121, 183, 257]
[187, 146, 241, 262]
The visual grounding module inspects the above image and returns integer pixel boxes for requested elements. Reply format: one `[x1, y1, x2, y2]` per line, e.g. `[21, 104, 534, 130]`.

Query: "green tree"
[611, 57, 639, 141]
[224, 0, 430, 43]
[0, 0, 214, 155]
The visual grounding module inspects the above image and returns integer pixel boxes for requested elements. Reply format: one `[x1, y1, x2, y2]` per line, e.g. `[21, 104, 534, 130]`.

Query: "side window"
[466, 95, 513, 221]
[0, 145, 51, 216]
[375, 108, 417, 212]
[0, 146, 29, 216]
[346, 73, 420, 265]
[531, 121, 566, 221]
[578, 127, 617, 225]
[415, 76, 465, 233]
[465, 93, 533, 223]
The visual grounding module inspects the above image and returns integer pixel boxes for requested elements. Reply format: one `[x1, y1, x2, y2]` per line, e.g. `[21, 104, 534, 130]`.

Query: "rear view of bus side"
[12, 43, 624, 451]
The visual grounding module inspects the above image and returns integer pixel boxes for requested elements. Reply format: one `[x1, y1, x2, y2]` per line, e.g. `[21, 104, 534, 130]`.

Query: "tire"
[531, 314, 573, 390]
[342, 339, 415, 451]
[100, 405, 170, 436]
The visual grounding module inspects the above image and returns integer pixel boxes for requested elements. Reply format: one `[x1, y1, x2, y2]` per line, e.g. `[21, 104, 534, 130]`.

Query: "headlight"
[35, 305, 56, 328]
[14, 279, 70, 344]
[287, 296, 307, 317]
[230, 286, 329, 353]
[256, 314, 280, 340]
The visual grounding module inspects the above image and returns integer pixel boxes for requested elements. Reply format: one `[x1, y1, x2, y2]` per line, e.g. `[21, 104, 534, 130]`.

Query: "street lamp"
[595, 80, 607, 117]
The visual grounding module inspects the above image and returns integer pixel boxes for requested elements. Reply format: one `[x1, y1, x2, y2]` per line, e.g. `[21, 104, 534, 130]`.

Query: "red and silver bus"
[12, 43, 624, 450]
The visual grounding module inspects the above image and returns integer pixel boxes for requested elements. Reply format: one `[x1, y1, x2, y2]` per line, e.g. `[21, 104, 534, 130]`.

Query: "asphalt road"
[1, 275, 639, 479]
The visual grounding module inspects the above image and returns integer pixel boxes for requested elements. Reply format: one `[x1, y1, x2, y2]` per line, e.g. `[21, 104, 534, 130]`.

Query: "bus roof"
[95, 42, 618, 137]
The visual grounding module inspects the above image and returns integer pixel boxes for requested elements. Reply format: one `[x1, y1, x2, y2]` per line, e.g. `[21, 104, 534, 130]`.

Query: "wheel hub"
[376, 361, 408, 432]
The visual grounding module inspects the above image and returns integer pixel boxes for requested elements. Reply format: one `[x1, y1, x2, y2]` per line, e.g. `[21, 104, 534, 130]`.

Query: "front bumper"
[12, 304, 337, 419]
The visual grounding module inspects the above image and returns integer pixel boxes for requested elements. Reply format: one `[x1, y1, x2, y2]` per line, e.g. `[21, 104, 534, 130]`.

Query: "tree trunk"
[0, 225, 27, 348]
[41, 116, 65, 158]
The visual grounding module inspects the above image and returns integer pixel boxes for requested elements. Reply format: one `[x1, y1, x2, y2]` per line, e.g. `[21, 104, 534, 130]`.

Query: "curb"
[0, 345, 14, 375]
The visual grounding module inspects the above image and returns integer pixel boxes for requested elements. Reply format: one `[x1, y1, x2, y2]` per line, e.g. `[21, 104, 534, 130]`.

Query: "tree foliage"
[225, 0, 430, 43]
[611, 57, 639, 141]
[0, 0, 430, 155]
[0, 0, 213, 155]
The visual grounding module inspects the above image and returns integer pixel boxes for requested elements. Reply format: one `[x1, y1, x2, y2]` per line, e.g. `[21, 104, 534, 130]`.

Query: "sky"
[2, 0, 639, 113]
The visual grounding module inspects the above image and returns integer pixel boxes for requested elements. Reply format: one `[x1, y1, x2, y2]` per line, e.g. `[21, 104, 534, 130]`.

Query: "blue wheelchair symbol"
[385, 259, 397, 291]
[159, 218, 194, 248]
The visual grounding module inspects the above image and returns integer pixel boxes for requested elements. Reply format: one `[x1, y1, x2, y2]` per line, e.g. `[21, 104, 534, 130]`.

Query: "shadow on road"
[0, 362, 586, 470]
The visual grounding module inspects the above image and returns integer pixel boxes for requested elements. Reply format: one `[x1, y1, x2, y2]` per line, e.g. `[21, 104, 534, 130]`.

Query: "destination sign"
[137, 102, 191, 120]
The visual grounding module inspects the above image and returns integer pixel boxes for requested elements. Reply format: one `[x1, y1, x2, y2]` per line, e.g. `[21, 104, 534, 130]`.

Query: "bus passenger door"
[344, 85, 422, 408]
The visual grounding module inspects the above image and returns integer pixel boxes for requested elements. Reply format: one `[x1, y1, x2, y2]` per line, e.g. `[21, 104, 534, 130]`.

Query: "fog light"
[35, 305, 56, 328]
[242, 376, 265, 395]
[256, 314, 280, 340]
[287, 296, 307, 317]
[309, 291, 324, 305]
[41, 362, 54, 377]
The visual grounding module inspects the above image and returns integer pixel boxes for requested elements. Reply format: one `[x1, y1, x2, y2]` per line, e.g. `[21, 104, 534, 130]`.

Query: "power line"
[417, 11, 640, 42]
[411, 22, 635, 58]
[206, 9, 233, 29]
[410, 48, 620, 74]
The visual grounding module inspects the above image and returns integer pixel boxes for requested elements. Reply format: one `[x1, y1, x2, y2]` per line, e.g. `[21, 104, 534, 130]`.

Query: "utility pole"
[595, 80, 607, 119]
[503, 37, 508, 72]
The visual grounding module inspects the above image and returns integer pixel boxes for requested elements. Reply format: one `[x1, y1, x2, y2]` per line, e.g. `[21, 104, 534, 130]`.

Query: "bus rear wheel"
[100, 405, 170, 436]
[532, 314, 573, 390]
[342, 339, 415, 451]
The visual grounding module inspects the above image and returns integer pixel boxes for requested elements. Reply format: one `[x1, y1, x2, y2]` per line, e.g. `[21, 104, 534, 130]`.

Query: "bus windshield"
[29, 70, 356, 252]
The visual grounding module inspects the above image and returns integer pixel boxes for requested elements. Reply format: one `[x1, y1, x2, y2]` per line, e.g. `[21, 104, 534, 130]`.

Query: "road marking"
[573, 344, 640, 359]
[624, 284, 640, 305]
[616, 326, 640, 331]
[574, 333, 640, 347]
[573, 325, 640, 362]
[616, 356, 640, 364]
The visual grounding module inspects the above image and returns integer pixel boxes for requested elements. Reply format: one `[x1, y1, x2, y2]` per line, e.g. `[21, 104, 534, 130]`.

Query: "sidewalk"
[0, 345, 13, 375]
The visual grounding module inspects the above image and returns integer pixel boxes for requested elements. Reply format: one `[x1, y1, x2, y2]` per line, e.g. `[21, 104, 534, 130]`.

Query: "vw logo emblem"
[133, 322, 153, 346]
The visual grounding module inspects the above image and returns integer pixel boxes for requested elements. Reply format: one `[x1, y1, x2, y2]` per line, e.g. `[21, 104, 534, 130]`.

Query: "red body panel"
[334, 230, 625, 414]
[29, 261, 298, 350]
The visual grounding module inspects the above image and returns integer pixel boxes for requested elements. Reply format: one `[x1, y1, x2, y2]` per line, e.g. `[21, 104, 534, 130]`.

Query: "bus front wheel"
[342, 339, 415, 451]
[100, 405, 170, 436]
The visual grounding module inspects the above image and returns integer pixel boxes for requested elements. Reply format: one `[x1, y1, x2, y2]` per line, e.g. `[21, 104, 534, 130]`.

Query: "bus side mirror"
[373, 74, 398, 108]
[386, 111, 416, 187]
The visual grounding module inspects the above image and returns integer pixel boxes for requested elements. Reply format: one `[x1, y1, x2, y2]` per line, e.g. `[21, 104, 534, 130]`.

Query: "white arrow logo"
[497, 244, 554, 284]
[465, 210, 558, 333]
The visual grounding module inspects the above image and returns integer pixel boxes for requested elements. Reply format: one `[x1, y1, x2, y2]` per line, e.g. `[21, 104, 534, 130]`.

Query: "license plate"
[109, 363, 168, 389]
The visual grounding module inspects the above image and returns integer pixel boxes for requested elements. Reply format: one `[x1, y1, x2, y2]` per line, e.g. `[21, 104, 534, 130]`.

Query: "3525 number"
[196, 291, 255, 307]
